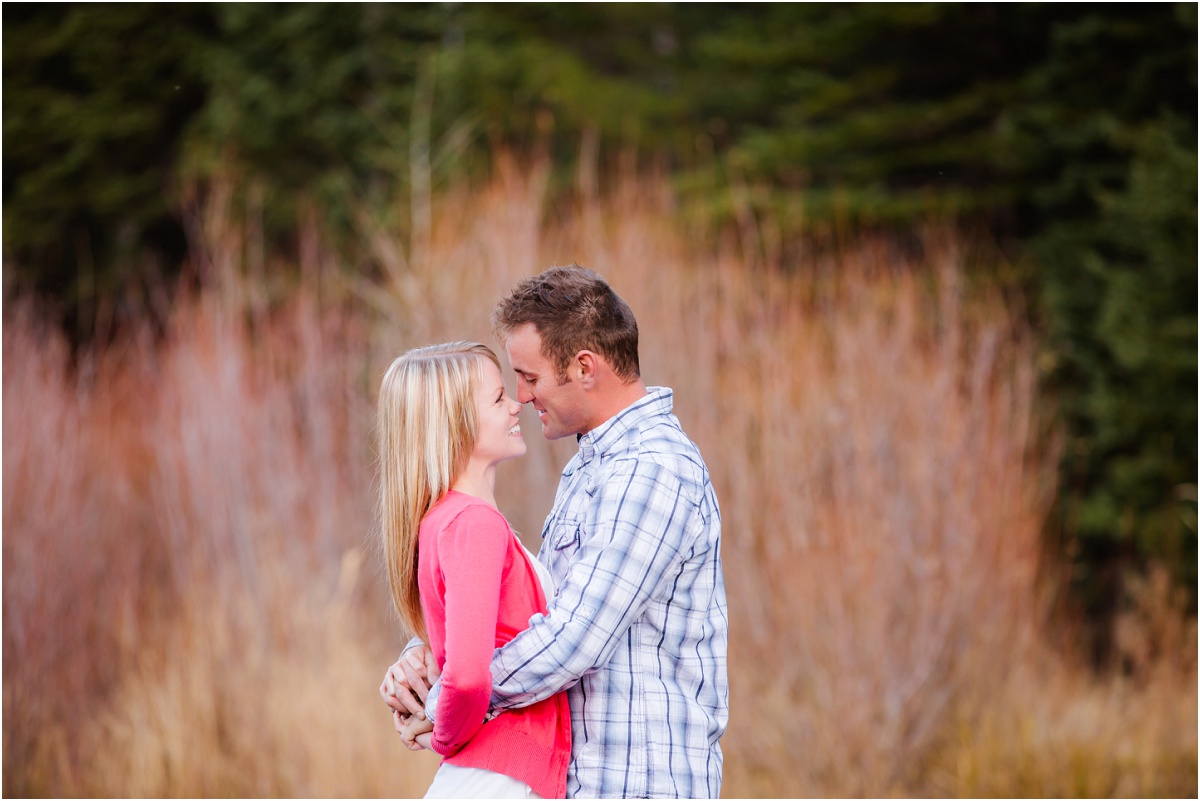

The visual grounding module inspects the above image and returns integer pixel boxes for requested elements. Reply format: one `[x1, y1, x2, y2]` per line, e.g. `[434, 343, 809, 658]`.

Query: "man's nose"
[516, 385, 533, 405]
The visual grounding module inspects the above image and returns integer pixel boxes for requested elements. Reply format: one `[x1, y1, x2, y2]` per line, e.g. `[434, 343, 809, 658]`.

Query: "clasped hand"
[379, 645, 440, 752]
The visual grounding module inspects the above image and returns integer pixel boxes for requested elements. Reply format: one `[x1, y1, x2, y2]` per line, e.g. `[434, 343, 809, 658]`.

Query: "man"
[382, 265, 728, 798]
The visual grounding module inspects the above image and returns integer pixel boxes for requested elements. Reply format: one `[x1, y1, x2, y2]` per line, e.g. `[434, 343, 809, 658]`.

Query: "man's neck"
[583, 379, 649, 436]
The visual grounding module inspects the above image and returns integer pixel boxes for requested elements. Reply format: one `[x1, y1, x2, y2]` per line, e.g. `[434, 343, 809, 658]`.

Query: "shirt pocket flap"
[550, 520, 582, 552]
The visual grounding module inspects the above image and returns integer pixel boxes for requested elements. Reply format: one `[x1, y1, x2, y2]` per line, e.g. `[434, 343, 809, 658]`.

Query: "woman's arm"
[427, 504, 510, 756]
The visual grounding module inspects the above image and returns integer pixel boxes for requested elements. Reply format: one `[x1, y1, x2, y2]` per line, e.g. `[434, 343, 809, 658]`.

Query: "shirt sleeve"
[429, 504, 509, 757]
[488, 460, 697, 709]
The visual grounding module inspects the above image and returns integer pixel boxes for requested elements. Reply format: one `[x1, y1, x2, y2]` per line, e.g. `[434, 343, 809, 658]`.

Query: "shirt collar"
[577, 386, 673, 466]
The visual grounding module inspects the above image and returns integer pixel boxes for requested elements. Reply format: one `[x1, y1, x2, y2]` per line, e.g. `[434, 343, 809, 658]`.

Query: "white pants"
[424, 763, 543, 799]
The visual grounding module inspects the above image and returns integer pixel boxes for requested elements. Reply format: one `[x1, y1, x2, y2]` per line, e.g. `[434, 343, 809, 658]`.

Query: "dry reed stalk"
[3, 301, 162, 795]
[932, 642, 1197, 797]
[4, 157, 1195, 798]
[705, 257, 1049, 795]
[3, 236, 433, 795]
[75, 577, 439, 797]
[78, 253, 434, 795]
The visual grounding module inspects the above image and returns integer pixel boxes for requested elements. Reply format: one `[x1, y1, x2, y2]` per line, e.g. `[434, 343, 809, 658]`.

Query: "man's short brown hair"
[492, 265, 640, 382]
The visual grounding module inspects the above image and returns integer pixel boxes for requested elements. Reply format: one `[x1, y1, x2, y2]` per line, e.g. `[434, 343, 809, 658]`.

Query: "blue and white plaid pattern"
[489, 387, 729, 798]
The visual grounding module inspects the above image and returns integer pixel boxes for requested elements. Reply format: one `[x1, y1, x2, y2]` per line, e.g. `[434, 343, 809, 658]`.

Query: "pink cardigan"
[418, 490, 571, 799]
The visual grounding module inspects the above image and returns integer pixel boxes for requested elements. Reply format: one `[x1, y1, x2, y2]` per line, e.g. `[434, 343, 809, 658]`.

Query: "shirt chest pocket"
[549, 519, 582, 557]
[543, 519, 581, 584]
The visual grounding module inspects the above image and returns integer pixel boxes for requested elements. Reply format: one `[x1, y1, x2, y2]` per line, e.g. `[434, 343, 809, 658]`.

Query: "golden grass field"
[4, 157, 1196, 797]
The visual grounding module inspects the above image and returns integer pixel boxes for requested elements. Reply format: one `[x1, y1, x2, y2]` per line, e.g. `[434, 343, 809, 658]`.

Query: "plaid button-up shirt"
[489, 387, 729, 798]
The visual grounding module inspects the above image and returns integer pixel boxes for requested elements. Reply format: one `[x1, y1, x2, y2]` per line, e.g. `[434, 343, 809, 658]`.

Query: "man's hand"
[380, 645, 440, 719]
[395, 709, 435, 752]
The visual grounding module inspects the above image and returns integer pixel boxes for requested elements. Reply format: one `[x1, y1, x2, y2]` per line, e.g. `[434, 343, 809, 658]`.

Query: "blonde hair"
[377, 342, 501, 642]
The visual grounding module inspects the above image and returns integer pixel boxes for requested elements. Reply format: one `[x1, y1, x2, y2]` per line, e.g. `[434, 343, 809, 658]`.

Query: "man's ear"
[575, 351, 599, 389]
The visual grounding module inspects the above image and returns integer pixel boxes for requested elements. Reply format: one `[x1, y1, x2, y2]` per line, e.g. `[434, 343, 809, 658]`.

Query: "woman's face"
[471, 359, 526, 466]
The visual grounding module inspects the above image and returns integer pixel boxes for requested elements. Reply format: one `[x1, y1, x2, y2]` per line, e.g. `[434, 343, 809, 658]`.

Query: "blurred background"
[3, 3, 1195, 797]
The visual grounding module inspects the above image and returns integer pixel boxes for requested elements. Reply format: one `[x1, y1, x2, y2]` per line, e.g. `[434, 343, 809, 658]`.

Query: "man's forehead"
[509, 357, 542, 376]
[505, 325, 547, 368]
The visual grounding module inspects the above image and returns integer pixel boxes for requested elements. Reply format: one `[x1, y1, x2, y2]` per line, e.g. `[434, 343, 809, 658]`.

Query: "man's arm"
[488, 461, 698, 708]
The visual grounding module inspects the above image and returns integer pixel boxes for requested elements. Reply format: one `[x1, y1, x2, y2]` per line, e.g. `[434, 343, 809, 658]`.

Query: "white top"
[521, 542, 556, 603]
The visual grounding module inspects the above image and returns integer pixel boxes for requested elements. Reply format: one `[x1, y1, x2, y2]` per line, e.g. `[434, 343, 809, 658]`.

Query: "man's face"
[504, 323, 588, 440]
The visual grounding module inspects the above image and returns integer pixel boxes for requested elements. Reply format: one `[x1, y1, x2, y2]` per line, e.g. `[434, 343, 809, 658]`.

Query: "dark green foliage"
[3, 2, 1195, 629]
[1034, 111, 1197, 625]
[1014, 6, 1197, 627]
[188, 4, 449, 187]
[3, 3, 214, 308]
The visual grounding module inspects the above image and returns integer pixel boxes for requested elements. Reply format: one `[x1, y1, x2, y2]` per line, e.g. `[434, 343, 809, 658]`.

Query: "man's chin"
[540, 421, 570, 441]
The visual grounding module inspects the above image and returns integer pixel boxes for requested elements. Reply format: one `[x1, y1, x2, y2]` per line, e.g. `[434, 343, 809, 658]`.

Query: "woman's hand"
[381, 645, 440, 718]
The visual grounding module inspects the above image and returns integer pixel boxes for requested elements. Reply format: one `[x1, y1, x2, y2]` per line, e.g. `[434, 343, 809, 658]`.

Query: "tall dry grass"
[4, 284, 442, 796]
[4, 155, 1196, 797]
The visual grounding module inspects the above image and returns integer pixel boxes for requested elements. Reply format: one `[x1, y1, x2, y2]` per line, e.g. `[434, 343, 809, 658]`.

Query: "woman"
[377, 342, 570, 799]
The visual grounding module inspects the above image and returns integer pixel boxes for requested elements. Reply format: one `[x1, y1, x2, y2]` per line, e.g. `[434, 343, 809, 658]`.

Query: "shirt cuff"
[424, 678, 440, 724]
[400, 636, 425, 658]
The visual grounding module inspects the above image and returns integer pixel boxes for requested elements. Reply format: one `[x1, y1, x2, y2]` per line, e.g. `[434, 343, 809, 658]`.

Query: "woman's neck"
[451, 461, 498, 508]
